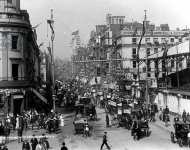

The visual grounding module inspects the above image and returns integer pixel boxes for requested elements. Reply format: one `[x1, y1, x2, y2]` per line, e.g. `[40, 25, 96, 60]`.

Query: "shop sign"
[123, 109, 130, 114]
[117, 103, 122, 106]
[125, 85, 131, 90]
[108, 100, 117, 107]
[13, 95, 24, 99]
[118, 109, 122, 115]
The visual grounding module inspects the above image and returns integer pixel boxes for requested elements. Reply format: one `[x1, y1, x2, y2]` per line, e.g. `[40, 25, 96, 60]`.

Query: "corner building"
[0, 0, 45, 116]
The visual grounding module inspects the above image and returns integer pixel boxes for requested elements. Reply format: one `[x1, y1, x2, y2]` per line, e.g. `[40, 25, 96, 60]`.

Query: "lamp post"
[47, 9, 55, 111]
[163, 90, 169, 108]
[177, 93, 182, 115]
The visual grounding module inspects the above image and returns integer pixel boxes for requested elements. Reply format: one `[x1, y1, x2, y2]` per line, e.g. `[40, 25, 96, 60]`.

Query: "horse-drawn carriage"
[75, 97, 97, 120]
[131, 119, 151, 140]
[159, 107, 170, 122]
[73, 117, 89, 134]
[170, 121, 190, 147]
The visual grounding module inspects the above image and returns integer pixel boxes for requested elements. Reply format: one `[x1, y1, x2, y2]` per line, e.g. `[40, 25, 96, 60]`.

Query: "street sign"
[13, 95, 24, 99]
[108, 100, 117, 106]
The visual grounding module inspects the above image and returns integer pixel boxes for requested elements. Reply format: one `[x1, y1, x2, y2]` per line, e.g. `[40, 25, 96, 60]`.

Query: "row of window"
[12, 35, 18, 50]
[132, 60, 183, 69]
[131, 37, 181, 44]
[132, 47, 160, 57]
[0, 35, 19, 50]
[132, 72, 166, 79]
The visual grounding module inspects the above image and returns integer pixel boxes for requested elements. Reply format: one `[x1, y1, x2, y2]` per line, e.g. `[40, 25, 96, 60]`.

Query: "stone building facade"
[0, 0, 43, 116]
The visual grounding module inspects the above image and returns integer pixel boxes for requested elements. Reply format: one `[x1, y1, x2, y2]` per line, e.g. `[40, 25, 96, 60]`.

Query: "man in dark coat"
[106, 114, 109, 128]
[61, 142, 68, 150]
[30, 134, 38, 150]
[1, 145, 8, 150]
[100, 132, 110, 150]
[22, 140, 30, 150]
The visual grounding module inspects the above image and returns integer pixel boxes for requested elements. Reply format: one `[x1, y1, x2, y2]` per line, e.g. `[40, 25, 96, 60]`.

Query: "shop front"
[11, 94, 24, 116]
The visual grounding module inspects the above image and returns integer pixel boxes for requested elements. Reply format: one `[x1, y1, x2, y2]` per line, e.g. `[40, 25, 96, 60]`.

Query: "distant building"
[86, 13, 190, 92]
[71, 30, 81, 54]
[117, 26, 188, 82]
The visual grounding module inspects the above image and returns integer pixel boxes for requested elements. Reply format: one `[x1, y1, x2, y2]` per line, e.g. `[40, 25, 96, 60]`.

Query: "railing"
[120, 30, 187, 36]
[0, 12, 30, 25]
[0, 76, 40, 82]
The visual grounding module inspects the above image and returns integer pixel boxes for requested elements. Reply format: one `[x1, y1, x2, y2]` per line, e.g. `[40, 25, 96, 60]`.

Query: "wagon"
[75, 97, 97, 120]
[73, 117, 88, 134]
[170, 121, 190, 147]
[131, 120, 151, 140]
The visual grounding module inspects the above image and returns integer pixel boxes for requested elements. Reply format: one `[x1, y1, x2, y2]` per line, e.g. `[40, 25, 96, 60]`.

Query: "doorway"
[13, 99, 23, 116]
[12, 64, 19, 80]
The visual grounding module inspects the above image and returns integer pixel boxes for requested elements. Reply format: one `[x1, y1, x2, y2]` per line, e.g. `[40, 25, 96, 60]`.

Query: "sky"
[21, 0, 190, 59]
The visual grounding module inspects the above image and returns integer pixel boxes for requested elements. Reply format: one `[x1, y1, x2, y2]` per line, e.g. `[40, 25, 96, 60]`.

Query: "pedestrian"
[61, 142, 68, 150]
[40, 134, 49, 150]
[30, 134, 38, 150]
[22, 139, 30, 150]
[83, 124, 90, 137]
[187, 113, 190, 122]
[17, 126, 23, 143]
[43, 137, 50, 150]
[1, 145, 8, 150]
[15, 115, 19, 130]
[106, 114, 109, 128]
[60, 115, 65, 127]
[0, 121, 5, 145]
[182, 110, 187, 123]
[100, 132, 110, 150]
[35, 140, 45, 150]
[188, 130, 190, 147]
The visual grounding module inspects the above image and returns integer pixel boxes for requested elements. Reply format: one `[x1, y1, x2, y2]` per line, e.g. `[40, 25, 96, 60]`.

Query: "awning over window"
[31, 88, 47, 104]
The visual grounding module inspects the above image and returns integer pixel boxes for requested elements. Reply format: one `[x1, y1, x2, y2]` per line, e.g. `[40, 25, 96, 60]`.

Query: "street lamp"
[177, 93, 182, 114]
[163, 90, 169, 107]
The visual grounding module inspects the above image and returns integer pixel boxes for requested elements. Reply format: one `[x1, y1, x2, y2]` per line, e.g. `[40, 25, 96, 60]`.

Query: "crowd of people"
[0, 108, 67, 149]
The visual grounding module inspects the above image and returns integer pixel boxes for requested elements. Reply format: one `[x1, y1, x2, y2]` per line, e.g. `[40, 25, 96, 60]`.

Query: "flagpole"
[51, 9, 56, 112]
[47, 9, 55, 111]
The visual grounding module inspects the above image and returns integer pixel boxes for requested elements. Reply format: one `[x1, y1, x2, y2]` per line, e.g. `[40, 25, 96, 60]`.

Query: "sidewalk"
[151, 114, 175, 133]
[7, 128, 61, 150]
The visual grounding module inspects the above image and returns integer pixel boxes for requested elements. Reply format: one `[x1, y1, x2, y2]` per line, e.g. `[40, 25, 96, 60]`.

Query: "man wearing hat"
[22, 139, 30, 150]
[1, 144, 8, 150]
[30, 134, 38, 150]
[100, 132, 110, 150]
[61, 142, 68, 150]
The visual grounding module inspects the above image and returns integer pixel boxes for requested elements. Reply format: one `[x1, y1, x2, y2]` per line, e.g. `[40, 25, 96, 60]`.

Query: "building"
[0, 0, 47, 116]
[117, 26, 188, 82]
[71, 30, 81, 54]
[74, 13, 190, 97]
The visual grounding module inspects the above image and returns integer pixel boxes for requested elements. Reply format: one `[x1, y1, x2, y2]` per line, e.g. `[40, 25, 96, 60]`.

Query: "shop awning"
[31, 88, 47, 104]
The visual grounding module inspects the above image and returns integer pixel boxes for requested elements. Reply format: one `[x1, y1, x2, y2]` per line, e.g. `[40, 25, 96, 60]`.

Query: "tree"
[54, 57, 72, 81]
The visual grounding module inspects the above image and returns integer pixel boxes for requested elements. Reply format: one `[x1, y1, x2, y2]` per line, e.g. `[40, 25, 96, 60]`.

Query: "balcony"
[0, 77, 38, 89]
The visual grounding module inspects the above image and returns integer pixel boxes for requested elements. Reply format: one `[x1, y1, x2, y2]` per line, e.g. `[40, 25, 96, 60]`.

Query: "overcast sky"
[21, 0, 190, 59]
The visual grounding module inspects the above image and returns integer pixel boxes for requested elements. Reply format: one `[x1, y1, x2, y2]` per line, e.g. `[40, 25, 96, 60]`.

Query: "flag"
[72, 30, 79, 36]
[142, 21, 146, 36]
[47, 19, 55, 41]
[47, 46, 52, 58]
[137, 21, 146, 54]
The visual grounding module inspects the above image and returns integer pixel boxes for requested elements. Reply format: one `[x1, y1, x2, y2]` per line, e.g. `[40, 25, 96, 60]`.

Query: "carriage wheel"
[133, 134, 137, 140]
[146, 130, 149, 136]
[178, 139, 183, 147]
[170, 132, 175, 143]
[131, 131, 133, 136]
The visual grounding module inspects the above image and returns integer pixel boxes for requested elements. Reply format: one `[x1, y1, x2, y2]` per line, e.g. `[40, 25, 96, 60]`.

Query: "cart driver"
[84, 124, 89, 137]
[188, 129, 190, 147]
